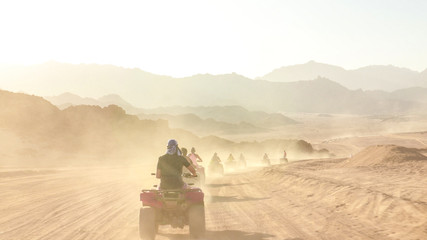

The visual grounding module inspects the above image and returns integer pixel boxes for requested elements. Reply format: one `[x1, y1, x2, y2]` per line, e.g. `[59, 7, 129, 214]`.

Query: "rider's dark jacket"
[157, 153, 190, 189]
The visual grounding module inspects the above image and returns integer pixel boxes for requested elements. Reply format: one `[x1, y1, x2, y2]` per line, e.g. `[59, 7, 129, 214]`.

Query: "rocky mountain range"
[2, 62, 427, 115]
[0, 89, 327, 166]
[261, 61, 427, 91]
[45, 93, 298, 136]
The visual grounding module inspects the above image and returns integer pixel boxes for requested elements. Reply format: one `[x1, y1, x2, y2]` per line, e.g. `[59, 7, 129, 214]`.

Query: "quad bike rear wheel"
[139, 207, 158, 240]
[189, 204, 206, 238]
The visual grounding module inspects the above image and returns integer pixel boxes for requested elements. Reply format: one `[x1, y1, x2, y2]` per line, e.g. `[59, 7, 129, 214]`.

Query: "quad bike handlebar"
[182, 173, 198, 178]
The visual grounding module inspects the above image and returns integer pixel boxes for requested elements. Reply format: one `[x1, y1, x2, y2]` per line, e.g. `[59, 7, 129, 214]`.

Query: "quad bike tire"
[139, 207, 158, 240]
[189, 204, 206, 238]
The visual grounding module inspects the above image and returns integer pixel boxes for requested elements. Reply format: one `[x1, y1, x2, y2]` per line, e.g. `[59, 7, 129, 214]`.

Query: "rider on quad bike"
[208, 152, 224, 176]
[225, 153, 237, 169]
[211, 152, 221, 164]
[156, 139, 197, 189]
[280, 149, 289, 164]
[262, 153, 271, 166]
[227, 153, 235, 162]
[182, 147, 205, 186]
[238, 153, 247, 168]
[140, 139, 205, 240]
[181, 147, 192, 165]
[188, 147, 203, 166]
[188, 147, 205, 185]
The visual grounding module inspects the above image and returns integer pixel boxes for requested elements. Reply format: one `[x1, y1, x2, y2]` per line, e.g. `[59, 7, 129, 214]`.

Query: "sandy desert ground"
[1, 140, 426, 240]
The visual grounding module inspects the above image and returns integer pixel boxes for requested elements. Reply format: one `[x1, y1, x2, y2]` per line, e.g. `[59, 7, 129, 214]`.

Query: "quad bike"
[261, 157, 271, 166]
[195, 165, 206, 186]
[208, 160, 224, 176]
[224, 154, 237, 170]
[224, 160, 237, 170]
[182, 165, 206, 187]
[139, 175, 205, 240]
[238, 157, 247, 168]
[182, 170, 205, 188]
[280, 157, 288, 164]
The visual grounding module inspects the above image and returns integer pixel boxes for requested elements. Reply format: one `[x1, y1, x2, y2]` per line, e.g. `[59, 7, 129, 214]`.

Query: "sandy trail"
[0, 160, 426, 240]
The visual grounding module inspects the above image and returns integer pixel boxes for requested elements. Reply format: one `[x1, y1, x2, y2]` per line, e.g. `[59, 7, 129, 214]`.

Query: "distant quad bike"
[280, 157, 288, 164]
[208, 160, 224, 176]
[224, 160, 237, 170]
[238, 156, 247, 168]
[225, 154, 237, 170]
[139, 176, 205, 240]
[261, 157, 271, 166]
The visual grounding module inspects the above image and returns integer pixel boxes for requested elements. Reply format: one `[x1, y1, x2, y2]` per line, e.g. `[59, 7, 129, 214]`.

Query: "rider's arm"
[156, 158, 162, 179]
[181, 156, 197, 177]
[196, 154, 203, 162]
[186, 165, 197, 177]
[184, 156, 192, 165]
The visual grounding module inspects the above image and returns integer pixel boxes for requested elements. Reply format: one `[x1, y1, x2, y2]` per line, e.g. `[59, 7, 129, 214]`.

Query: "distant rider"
[227, 153, 235, 162]
[181, 147, 193, 167]
[263, 153, 270, 161]
[156, 139, 197, 189]
[188, 147, 203, 167]
[210, 152, 221, 164]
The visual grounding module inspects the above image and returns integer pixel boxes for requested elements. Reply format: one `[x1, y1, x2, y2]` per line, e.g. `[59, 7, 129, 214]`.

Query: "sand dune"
[341, 145, 427, 167]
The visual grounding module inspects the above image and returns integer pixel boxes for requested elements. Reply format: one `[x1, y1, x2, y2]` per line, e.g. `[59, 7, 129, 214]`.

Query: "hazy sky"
[1, 0, 426, 78]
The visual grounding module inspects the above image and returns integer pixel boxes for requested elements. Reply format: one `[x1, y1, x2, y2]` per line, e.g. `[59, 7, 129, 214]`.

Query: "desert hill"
[0, 89, 174, 165]
[140, 105, 298, 127]
[0, 89, 329, 166]
[0, 90, 60, 135]
[46, 93, 297, 135]
[421, 68, 427, 79]
[45, 92, 140, 112]
[261, 61, 347, 85]
[390, 87, 427, 103]
[45, 93, 298, 126]
[139, 113, 267, 136]
[342, 145, 427, 167]
[261, 61, 426, 91]
[2, 62, 426, 114]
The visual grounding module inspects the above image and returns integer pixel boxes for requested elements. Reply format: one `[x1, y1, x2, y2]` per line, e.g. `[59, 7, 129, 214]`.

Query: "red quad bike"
[139, 175, 206, 240]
